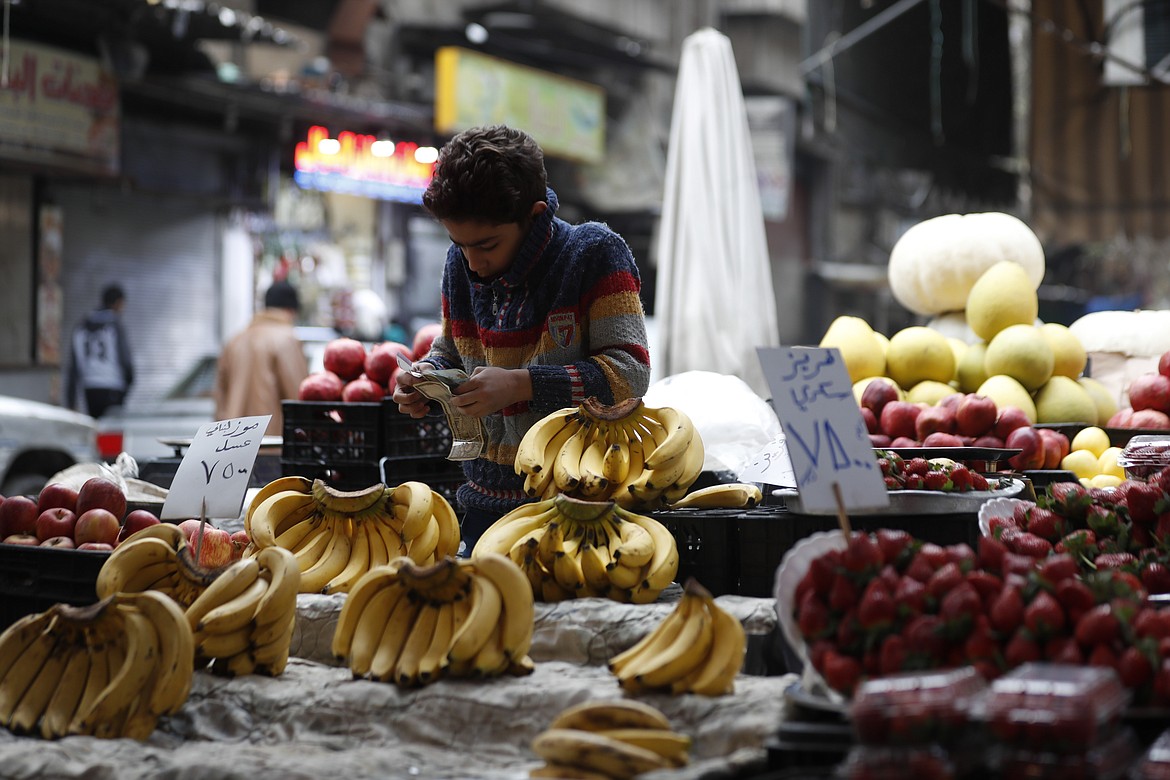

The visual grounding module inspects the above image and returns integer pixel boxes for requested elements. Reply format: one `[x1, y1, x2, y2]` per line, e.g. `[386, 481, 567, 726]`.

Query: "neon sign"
[293, 126, 436, 203]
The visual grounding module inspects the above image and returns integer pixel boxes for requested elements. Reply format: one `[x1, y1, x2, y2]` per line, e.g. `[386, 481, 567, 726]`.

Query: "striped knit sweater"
[421, 188, 651, 516]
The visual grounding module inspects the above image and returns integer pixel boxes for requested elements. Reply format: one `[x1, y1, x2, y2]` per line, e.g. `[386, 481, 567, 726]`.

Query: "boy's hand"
[450, 367, 532, 417]
[392, 362, 435, 418]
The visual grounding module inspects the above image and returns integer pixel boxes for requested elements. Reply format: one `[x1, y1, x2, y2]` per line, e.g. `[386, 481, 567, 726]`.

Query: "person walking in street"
[66, 283, 135, 419]
[392, 125, 651, 552]
[215, 280, 310, 436]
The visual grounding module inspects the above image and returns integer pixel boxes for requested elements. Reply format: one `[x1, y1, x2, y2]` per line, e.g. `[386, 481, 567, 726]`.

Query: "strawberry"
[1046, 481, 1091, 520]
[836, 610, 861, 652]
[1087, 642, 1119, 672]
[987, 515, 1020, 535]
[966, 569, 1004, 605]
[1055, 528, 1097, 556]
[965, 630, 998, 663]
[858, 579, 896, 631]
[950, 465, 974, 491]
[989, 586, 1025, 635]
[1023, 591, 1066, 639]
[883, 475, 902, 490]
[878, 633, 908, 676]
[904, 457, 930, 477]
[893, 574, 928, 616]
[1036, 553, 1079, 585]
[808, 639, 834, 671]
[1001, 552, 1036, 577]
[1142, 562, 1170, 595]
[1118, 646, 1154, 689]
[842, 532, 883, 574]
[877, 564, 901, 593]
[1012, 501, 1035, 527]
[977, 535, 1008, 572]
[944, 543, 976, 569]
[1125, 482, 1163, 526]
[902, 614, 946, 662]
[1044, 636, 1084, 665]
[904, 553, 937, 584]
[1075, 603, 1122, 647]
[970, 472, 989, 491]
[1134, 607, 1170, 640]
[902, 474, 926, 490]
[1094, 551, 1138, 570]
[1010, 532, 1053, 559]
[923, 470, 950, 491]
[1004, 630, 1042, 667]
[829, 574, 859, 611]
[1023, 507, 1065, 542]
[926, 562, 964, 601]
[820, 649, 862, 696]
[874, 528, 913, 566]
[1054, 579, 1096, 623]
[797, 593, 832, 639]
[1086, 505, 1122, 537]
[807, 552, 839, 595]
[918, 543, 950, 570]
[939, 582, 983, 633]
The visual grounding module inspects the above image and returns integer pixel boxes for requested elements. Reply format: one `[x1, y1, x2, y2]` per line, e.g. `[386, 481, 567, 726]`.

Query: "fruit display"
[0, 476, 160, 552]
[850, 666, 987, 746]
[607, 578, 746, 696]
[0, 590, 193, 740]
[528, 699, 690, 778]
[331, 553, 534, 685]
[243, 476, 460, 593]
[876, 451, 996, 493]
[472, 493, 679, 604]
[513, 398, 704, 510]
[1057, 425, 1126, 487]
[1107, 348, 1170, 430]
[788, 520, 1170, 706]
[94, 523, 209, 605]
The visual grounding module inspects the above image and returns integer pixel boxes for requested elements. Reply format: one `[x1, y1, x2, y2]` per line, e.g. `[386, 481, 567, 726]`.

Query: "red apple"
[364, 341, 412, 387]
[860, 406, 878, 435]
[0, 496, 39, 538]
[1130, 409, 1170, 429]
[36, 483, 79, 515]
[860, 378, 900, 418]
[995, 406, 1033, 439]
[956, 394, 999, 438]
[323, 338, 367, 382]
[77, 477, 127, 520]
[186, 525, 233, 569]
[1037, 428, 1070, 470]
[869, 433, 893, 448]
[230, 529, 250, 561]
[118, 509, 161, 545]
[939, 393, 964, 413]
[880, 401, 922, 441]
[1129, 374, 1170, 415]
[412, 322, 442, 360]
[75, 508, 121, 546]
[1005, 426, 1046, 470]
[1159, 350, 1170, 379]
[342, 376, 386, 403]
[915, 405, 957, 440]
[972, 435, 1005, 448]
[4, 534, 39, 546]
[1108, 407, 1134, 428]
[35, 507, 77, 542]
[40, 536, 75, 549]
[889, 436, 921, 448]
[298, 371, 345, 402]
[77, 542, 114, 552]
[921, 431, 964, 447]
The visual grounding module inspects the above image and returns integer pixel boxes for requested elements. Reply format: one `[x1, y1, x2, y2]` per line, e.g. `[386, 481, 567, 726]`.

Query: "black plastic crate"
[738, 506, 798, 598]
[383, 409, 454, 459]
[651, 507, 739, 597]
[380, 455, 466, 509]
[0, 545, 110, 630]
[282, 400, 384, 491]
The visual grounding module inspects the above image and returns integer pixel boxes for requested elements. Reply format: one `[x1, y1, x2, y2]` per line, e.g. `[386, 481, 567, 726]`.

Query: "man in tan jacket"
[214, 280, 309, 436]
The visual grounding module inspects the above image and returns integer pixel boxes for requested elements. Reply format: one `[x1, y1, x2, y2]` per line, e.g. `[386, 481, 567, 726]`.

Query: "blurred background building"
[1, 0, 1167, 410]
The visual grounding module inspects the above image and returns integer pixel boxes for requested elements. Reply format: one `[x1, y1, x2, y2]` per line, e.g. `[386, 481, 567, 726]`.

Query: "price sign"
[756, 347, 888, 514]
[161, 415, 271, 520]
[739, 435, 797, 487]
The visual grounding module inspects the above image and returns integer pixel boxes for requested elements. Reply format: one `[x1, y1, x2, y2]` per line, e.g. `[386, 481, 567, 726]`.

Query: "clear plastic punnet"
[1132, 728, 1170, 780]
[850, 666, 988, 746]
[1118, 435, 1170, 480]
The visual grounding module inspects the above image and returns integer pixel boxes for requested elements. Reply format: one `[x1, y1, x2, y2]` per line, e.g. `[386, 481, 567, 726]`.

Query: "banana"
[393, 601, 439, 687]
[670, 482, 762, 509]
[470, 620, 510, 677]
[348, 580, 408, 678]
[431, 493, 462, 560]
[605, 557, 644, 591]
[333, 568, 396, 660]
[550, 700, 674, 734]
[121, 592, 195, 716]
[0, 612, 59, 728]
[524, 467, 555, 503]
[292, 522, 334, 570]
[252, 607, 295, 649]
[537, 520, 564, 574]
[71, 622, 110, 734]
[363, 516, 391, 570]
[197, 625, 252, 658]
[681, 597, 746, 696]
[576, 424, 611, 499]
[39, 643, 89, 739]
[368, 587, 420, 682]
[7, 632, 69, 734]
[611, 519, 653, 569]
[531, 729, 670, 779]
[407, 515, 440, 565]
[184, 557, 261, 630]
[245, 475, 313, 534]
[417, 602, 455, 684]
[249, 489, 318, 549]
[642, 406, 694, 470]
[579, 543, 611, 592]
[515, 407, 581, 476]
[473, 503, 558, 559]
[121, 522, 188, 550]
[391, 481, 434, 541]
[552, 420, 593, 493]
[612, 427, 647, 510]
[75, 609, 160, 738]
[600, 424, 632, 486]
[668, 431, 706, 494]
[324, 517, 372, 595]
[198, 576, 268, 635]
[540, 578, 576, 603]
[608, 599, 691, 679]
[509, 535, 548, 598]
[616, 510, 678, 596]
[298, 521, 355, 594]
[471, 552, 535, 662]
[253, 546, 301, 630]
[273, 515, 321, 552]
[311, 479, 386, 514]
[598, 729, 691, 766]
[448, 575, 503, 665]
[118, 559, 180, 594]
[629, 601, 713, 690]
[252, 612, 296, 675]
[371, 513, 409, 560]
[215, 651, 257, 678]
[96, 537, 180, 599]
[553, 535, 587, 592]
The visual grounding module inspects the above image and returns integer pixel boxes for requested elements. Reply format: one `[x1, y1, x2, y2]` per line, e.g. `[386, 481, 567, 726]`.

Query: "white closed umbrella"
[653, 27, 780, 398]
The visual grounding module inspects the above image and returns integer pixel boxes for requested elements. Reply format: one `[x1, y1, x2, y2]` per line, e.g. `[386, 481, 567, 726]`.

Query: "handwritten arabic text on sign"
[161, 416, 272, 521]
[757, 347, 888, 514]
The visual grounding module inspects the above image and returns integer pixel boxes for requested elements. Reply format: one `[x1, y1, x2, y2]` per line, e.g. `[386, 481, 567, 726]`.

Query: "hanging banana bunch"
[471, 493, 679, 604]
[332, 553, 535, 686]
[514, 398, 705, 510]
[243, 477, 461, 594]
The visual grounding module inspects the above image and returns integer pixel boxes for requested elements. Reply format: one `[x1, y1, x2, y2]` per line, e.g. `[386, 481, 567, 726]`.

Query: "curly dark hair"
[422, 125, 547, 225]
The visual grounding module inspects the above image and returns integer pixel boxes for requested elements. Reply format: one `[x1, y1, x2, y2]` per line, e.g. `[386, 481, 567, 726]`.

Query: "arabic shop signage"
[0, 40, 120, 176]
[434, 46, 605, 164]
[293, 126, 436, 204]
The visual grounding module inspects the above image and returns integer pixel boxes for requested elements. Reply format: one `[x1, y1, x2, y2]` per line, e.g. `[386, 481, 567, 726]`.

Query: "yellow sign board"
[435, 46, 605, 164]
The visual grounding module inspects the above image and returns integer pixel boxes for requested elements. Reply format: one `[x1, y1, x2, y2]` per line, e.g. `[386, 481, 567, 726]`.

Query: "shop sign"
[293, 126, 435, 204]
[434, 46, 605, 164]
[0, 40, 120, 176]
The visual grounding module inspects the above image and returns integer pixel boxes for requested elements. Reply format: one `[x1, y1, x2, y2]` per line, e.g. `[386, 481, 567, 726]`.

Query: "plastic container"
[979, 663, 1131, 751]
[834, 744, 959, 780]
[1131, 728, 1170, 780]
[651, 507, 738, 597]
[0, 543, 110, 629]
[991, 726, 1138, 779]
[379, 455, 465, 509]
[850, 667, 988, 746]
[1118, 435, 1170, 480]
[738, 505, 797, 598]
[382, 409, 454, 459]
[281, 400, 384, 490]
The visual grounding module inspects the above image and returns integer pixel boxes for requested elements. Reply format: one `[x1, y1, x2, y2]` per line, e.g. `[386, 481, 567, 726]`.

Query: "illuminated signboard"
[293, 126, 436, 203]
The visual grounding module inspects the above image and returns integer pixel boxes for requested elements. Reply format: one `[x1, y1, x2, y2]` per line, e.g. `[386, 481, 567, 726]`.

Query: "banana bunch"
[608, 578, 746, 696]
[245, 476, 461, 594]
[332, 552, 535, 686]
[189, 546, 301, 677]
[96, 523, 217, 608]
[472, 493, 679, 604]
[0, 591, 193, 740]
[668, 483, 763, 510]
[514, 398, 705, 510]
[529, 699, 690, 779]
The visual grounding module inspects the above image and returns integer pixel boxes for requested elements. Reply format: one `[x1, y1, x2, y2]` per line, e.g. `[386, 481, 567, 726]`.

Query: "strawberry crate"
[0, 544, 110, 629]
[380, 455, 466, 509]
[383, 408, 454, 459]
[281, 400, 384, 491]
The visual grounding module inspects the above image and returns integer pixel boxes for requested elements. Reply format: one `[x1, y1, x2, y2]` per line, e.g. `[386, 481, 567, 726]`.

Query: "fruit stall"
[2, 221, 1170, 778]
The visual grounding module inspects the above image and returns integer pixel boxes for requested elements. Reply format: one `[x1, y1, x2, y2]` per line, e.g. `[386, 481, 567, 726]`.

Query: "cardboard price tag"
[756, 347, 888, 514]
[161, 415, 271, 520]
[739, 435, 797, 487]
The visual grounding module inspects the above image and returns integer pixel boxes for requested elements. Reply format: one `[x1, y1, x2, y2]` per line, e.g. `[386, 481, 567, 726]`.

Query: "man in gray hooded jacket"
[67, 284, 135, 418]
